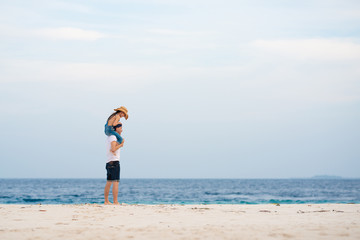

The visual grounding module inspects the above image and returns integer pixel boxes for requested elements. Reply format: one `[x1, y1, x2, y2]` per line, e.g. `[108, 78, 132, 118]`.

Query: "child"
[104, 106, 128, 144]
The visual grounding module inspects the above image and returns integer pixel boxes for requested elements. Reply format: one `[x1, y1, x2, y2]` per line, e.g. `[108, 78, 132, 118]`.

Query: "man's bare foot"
[104, 201, 111, 205]
[113, 202, 120, 205]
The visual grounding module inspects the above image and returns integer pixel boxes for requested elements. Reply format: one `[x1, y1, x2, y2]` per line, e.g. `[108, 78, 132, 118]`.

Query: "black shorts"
[106, 161, 120, 182]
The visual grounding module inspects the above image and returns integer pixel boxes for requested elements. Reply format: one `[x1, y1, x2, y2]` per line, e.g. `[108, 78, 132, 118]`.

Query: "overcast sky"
[0, 0, 359, 178]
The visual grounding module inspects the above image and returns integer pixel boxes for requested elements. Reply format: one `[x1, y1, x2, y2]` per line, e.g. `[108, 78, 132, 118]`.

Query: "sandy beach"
[0, 204, 359, 240]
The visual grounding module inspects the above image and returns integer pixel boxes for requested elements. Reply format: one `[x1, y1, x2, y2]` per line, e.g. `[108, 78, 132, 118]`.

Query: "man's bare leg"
[113, 181, 120, 205]
[104, 181, 112, 205]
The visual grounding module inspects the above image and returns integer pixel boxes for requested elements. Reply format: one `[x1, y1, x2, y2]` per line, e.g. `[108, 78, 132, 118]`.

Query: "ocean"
[0, 178, 359, 204]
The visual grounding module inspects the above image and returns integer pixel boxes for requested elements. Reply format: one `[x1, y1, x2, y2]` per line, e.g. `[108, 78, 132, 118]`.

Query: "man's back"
[106, 135, 120, 162]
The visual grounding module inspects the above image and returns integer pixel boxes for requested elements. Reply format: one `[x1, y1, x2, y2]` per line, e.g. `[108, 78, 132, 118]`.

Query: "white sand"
[1, 204, 359, 240]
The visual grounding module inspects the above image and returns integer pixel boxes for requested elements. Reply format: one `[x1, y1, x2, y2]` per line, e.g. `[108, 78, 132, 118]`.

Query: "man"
[104, 123, 124, 205]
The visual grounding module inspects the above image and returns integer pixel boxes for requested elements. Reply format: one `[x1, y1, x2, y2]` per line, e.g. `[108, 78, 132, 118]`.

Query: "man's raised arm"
[111, 140, 124, 152]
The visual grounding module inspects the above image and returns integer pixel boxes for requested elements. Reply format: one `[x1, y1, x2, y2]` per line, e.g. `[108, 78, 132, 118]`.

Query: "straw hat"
[114, 106, 129, 120]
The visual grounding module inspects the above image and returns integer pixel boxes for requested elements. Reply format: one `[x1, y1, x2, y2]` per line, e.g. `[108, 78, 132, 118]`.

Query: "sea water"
[0, 178, 359, 204]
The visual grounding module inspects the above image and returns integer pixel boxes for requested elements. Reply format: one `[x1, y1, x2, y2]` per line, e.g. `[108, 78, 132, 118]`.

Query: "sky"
[0, 0, 359, 178]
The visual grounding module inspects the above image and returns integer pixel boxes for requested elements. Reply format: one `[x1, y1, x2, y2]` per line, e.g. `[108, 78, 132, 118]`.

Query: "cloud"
[137, 29, 217, 53]
[0, 59, 186, 88]
[147, 29, 209, 36]
[47, 0, 93, 13]
[251, 38, 360, 61]
[0, 24, 29, 38]
[35, 27, 106, 41]
[0, 25, 107, 41]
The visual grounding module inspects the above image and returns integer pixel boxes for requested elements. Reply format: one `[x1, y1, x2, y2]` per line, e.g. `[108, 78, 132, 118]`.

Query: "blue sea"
[0, 179, 359, 204]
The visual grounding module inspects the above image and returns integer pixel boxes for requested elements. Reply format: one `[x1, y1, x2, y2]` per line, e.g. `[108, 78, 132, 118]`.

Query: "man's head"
[114, 123, 122, 134]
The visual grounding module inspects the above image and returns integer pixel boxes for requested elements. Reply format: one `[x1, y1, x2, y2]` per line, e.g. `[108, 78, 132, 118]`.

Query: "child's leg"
[112, 131, 124, 144]
[104, 124, 123, 143]
[104, 123, 112, 135]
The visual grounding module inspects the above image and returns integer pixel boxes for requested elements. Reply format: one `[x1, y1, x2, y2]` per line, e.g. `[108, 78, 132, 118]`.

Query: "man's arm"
[111, 140, 124, 152]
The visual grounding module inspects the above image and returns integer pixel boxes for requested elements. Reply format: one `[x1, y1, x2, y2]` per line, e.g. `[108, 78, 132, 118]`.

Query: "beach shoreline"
[1, 204, 359, 239]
